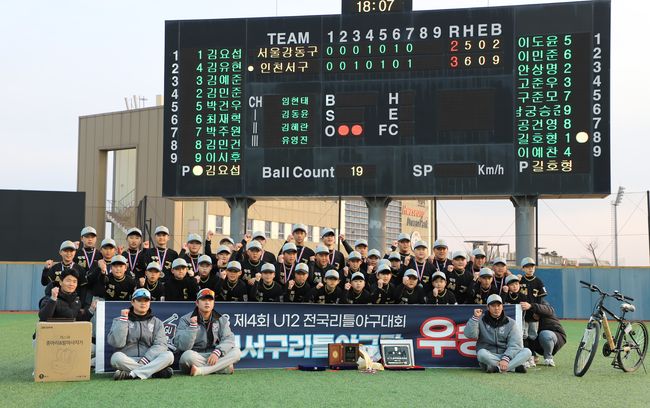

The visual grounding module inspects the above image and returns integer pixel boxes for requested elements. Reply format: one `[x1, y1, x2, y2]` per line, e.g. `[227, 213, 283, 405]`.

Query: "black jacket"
[38, 285, 92, 322]
[528, 301, 567, 353]
[165, 275, 199, 301]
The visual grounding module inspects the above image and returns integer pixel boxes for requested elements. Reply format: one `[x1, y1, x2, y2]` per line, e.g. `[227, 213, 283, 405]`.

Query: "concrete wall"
[78, 107, 166, 240]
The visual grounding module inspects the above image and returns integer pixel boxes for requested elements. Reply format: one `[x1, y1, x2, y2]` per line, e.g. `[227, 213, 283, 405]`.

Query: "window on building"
[215, 215, 224, 234]
[265, 221, 272, 238]
[277, 222, 286, 239]
[246, 219, 253, 235]
[307, 225, 314, 242]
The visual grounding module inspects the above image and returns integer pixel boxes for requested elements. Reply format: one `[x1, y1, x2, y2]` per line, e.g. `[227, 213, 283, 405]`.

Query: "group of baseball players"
[37, 223, 563, 378]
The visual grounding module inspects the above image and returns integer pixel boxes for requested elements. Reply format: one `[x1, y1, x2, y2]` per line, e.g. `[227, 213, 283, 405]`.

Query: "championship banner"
[95, 302, 521, 372]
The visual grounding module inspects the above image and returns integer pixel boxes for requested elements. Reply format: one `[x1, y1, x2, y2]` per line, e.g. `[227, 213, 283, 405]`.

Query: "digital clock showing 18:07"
[342, 0, 410, 14]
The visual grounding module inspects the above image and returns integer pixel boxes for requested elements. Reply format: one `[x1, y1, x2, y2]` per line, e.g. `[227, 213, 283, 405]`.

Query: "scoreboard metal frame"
[163, 0, 610, 199]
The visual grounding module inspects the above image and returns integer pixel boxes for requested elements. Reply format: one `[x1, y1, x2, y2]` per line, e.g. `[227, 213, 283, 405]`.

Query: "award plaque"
[380, 339, 415, 368]
[328, 343, 360, 367]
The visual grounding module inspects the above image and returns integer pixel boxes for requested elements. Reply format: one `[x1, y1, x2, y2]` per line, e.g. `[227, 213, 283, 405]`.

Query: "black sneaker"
[113, 370, 134, 381]
[515, 365, 528, 373]
[486, 366, 499, 373]
[152, 367, 173, 379]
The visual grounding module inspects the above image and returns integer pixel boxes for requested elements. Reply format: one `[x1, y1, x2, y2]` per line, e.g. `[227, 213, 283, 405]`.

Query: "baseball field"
[2, 313, 647, 408]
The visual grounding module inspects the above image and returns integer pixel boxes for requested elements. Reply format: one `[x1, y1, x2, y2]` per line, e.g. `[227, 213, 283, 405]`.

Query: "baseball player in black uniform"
[203, 231, 235, 258]
[143, 226, 178, 281]
[428, 271, 457, 305]
[519, 257, 548, 302]
[519, 257, 547, 345]
[239, 240, 265, 286]
[468, 268, 498, 305]
[42, 240, 87, 289]
[217, 261, 249, 301]
[339, 250, 364, 290]
[371, 263, 397, 304]
[196, 255, 221, 292]
[137, 261, 165, 301]
[180, 233, 206, 278]
[310, 270, 347, 304]
[388, 232, 413, 263]
[320, 228, 345, 270]
[395, 269, 426, 304]
[432, 239, 453, 272]
[99, 255, 136, 301]
[235, 232, 276, 264]
[164, 258, 199, 301]
[387, 252, 406, 285]
[277, 224, 316, 264]
[364, 249, 381, 284]
[86, 238, 118, 299]
[284, 263, 312, 303]
[467, 248, 488, 280]
[75, 226, 98, 273]
[348, 272, 371, 304]
[275, 242, 299, 285]
[445, 250, 474, 304]
[122, 227, 147, 281]
[211, 245, 232, 279]
[491, 257, 510, 295]
[503, 274, 524, 304]
[250, 263, 284, 302]
[406, 240, 435, 292]
[308, 244, 337, 287]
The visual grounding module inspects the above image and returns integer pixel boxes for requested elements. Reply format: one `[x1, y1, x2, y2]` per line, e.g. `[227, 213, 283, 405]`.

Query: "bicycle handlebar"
[579, 280, 634, 302]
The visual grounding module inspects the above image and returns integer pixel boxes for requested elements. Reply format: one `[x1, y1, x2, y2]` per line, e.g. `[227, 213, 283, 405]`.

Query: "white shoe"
[527, 356, 536, 367]
[544, 358, 555, 367]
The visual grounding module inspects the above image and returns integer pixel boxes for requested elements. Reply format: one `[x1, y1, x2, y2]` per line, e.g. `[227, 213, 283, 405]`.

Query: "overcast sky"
[0, 0, 647, 265]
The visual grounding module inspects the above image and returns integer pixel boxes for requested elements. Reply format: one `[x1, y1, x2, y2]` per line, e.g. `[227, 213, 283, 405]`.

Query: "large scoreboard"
[163, 0, 610, 198]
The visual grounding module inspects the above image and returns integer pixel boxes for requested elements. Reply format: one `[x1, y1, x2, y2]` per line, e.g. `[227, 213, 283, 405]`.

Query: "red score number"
[449, 38, 502, 69]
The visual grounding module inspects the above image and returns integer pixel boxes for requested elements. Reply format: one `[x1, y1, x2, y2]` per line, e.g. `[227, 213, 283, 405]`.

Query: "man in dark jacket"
[174, 288, 242, 376]
[465, 294, 532, 373]
[107, 288, 174, 380]
[38, 268, 94, 322]
[524, 299, 567, 367]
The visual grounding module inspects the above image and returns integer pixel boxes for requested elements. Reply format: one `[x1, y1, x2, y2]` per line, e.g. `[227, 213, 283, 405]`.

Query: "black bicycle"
[574, 281, 648, 376]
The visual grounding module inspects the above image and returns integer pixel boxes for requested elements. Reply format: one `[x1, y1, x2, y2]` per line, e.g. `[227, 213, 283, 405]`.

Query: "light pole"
[612, 186, 625, 266]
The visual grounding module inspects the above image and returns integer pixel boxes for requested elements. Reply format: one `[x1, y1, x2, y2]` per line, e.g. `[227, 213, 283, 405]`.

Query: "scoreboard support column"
[226, 197, 256, 242]
[365, 197, 392, 253]
[510, 195, 538, 264]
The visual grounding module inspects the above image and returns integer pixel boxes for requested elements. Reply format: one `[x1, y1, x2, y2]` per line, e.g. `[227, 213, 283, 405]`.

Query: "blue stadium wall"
[2, 264, 649, 320]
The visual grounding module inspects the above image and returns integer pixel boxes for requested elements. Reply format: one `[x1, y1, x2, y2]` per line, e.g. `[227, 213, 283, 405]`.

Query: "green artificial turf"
[1, 314, 648, 408]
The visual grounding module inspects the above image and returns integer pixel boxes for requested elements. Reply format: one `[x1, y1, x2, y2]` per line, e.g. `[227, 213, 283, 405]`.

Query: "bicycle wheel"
[617, 321, 648, 372]
[574, 320, 600, 377]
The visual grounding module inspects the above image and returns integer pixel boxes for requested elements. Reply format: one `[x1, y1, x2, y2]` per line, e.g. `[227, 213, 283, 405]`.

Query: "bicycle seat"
[620, 303, 635, 313]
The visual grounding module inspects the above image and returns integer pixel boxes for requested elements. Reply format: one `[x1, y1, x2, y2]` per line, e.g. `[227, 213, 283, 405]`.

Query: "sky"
[0, 0, 648, 266]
